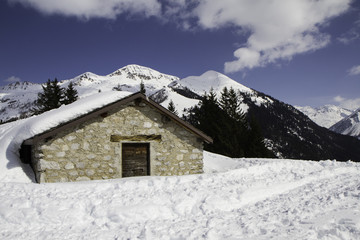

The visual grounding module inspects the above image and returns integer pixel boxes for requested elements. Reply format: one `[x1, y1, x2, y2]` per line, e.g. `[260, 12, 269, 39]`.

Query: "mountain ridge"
[296, 105, 353, 128]
[1, 64, 360, 161]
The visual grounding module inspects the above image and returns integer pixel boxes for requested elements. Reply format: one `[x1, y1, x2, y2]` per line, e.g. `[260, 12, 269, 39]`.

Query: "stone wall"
[31, 100, 204, 183]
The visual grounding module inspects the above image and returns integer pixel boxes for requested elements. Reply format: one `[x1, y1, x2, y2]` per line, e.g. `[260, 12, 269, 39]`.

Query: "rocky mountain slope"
[241, 92, 360, 161]
[330, 108, 360, 139]
[1, 64, 360, 161]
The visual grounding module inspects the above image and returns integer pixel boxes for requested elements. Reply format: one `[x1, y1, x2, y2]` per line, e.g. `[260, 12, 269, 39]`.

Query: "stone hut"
[21, 92, 212, 183]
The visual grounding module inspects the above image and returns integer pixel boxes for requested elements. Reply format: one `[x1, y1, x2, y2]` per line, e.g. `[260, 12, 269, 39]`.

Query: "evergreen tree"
[35, 79, 52, 113]
[62, 82, 78, 105]
[184, 90, 247, 157]
[168, 100, 178, 116]
[34, 78, 64, 114]
[227, 87, 240, 119]
[50, 78, 63, 107]
[183, 89, 272, 158]
[219, 87, 244, 121]
[219, 87, 229, 109]
[207, 88, 217, 103]
[140, 80, 146, 94]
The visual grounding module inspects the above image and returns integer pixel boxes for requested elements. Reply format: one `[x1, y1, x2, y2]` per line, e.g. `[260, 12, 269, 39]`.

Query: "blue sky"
[1, 0, 360, 109]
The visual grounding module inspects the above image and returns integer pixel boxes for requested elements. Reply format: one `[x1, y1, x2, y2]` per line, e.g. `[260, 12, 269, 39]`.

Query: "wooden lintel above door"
[110, 134, 162, 142]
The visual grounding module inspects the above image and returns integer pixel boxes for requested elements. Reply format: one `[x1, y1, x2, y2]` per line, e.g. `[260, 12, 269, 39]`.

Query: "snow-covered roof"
[24, 92, 212, 144]
[0, 91, 212, 183]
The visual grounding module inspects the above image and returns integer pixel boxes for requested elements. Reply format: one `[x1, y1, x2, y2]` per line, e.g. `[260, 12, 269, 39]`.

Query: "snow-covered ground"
[0, 152, 359, 240]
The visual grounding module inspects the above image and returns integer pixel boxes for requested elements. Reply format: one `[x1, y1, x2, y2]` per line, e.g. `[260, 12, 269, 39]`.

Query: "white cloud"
[8, 0, 161, 20]
[4, 76, 21, 83]
[333, 95, 360, 111]
[186, 0, 351, 73]
[158, 0, 352, 73]
[348, 65, 360, 76]
[224, 48, 260, 73]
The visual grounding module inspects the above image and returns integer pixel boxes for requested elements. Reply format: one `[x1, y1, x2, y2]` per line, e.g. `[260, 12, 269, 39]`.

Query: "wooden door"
[122, 143, 150, 177]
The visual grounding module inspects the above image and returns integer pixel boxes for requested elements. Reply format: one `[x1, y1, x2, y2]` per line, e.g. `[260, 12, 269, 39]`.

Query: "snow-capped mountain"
[168, 70, 274, 113]
[1, 64, 360, 161]
[68, 64, 179, 98]
[170, 70, 252, 95]
[330, 108, 360, 139]
[0, 81, 42, 122]
[0, 65, 180, 123]
[296, 105, 353, 128]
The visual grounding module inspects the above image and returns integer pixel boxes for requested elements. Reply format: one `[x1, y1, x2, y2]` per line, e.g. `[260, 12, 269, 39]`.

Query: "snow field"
[0, 152, 359, 239]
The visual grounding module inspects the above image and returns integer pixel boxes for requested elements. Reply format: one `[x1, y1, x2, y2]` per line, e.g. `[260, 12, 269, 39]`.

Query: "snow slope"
[296, 105, 353, 128]
[0, 152, 359, 239]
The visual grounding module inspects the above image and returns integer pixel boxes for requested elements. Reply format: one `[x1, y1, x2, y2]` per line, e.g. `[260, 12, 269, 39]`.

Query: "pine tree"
[183, 90, 247, 157]
[34, 78, 64, 114]
[50, 78, 63, 107]
[62, 82, 78, 105]
[35, 79, 52, 113]
[219, 86, 229, 109]
[168, 100, 178, 116]
[183, 88, 271, 158]
[207, 88, 217, 103]
[227, 87, 240, 119]
[220, 87, 243, 121]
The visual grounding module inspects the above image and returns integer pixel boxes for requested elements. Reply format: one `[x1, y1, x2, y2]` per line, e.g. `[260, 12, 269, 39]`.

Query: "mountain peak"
[173, 70, 252, 96]
[75, 72, 99, 80]
[108, 64, 178, 82]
